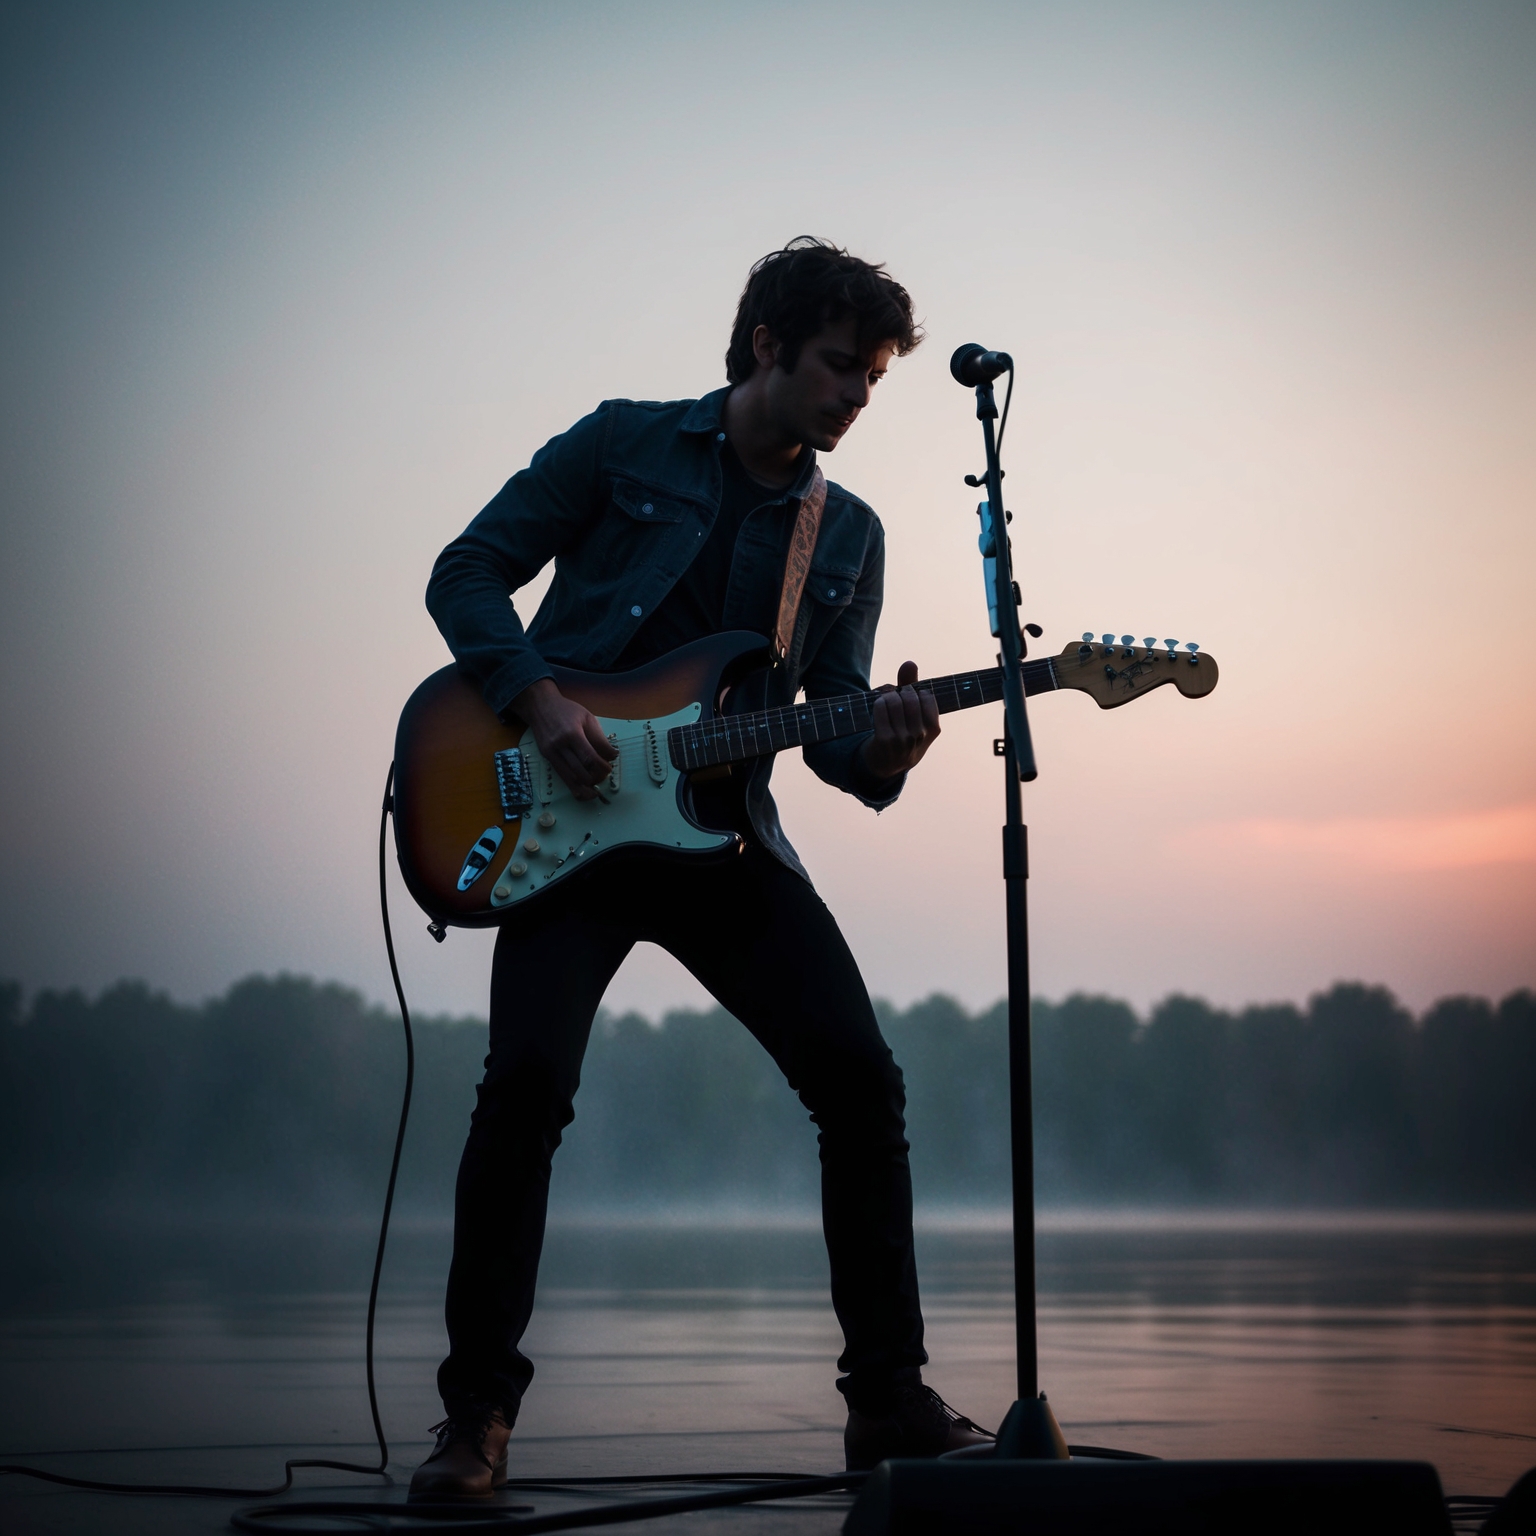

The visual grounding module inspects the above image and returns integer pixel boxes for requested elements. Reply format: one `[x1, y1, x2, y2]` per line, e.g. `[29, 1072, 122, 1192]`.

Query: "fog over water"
[5, 976, 1532, 1217]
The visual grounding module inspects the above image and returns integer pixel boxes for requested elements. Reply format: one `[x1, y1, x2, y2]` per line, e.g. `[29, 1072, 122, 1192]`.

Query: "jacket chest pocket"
[805, 513, 868, 612]
[594, 478, 702, 610]
[808, 565, 857, 610]
[611, 477, 691, 526]
[795, 560, 861, 665]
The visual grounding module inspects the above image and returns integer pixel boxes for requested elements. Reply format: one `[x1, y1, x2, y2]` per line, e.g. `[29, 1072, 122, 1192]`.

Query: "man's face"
[757, 315, 896, 452]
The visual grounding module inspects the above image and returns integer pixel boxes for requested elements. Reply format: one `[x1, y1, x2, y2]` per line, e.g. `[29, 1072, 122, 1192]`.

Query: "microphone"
[950, 343, 1013, 386]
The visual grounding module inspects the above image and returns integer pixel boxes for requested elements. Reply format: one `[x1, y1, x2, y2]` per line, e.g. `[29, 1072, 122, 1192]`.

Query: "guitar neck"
[668, 655, 1059, 771]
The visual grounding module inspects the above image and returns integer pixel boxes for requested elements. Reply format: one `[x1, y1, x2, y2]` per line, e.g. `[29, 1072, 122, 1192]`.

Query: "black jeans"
[436, 843, 928, 1421]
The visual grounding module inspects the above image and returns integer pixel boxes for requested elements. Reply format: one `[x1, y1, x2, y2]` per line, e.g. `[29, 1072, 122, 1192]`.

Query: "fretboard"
[667, 656, 1058, 771]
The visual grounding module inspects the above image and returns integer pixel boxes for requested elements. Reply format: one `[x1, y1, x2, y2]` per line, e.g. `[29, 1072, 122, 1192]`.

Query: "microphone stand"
[969, 369, 1069, 1460]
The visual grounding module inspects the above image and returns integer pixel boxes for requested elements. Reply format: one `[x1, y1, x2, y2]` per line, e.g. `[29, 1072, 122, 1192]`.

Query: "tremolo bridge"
[494, 746, 535, 818]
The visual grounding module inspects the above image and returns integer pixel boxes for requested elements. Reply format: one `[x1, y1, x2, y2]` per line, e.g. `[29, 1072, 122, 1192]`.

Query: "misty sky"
[1, 0, 1532, 1020]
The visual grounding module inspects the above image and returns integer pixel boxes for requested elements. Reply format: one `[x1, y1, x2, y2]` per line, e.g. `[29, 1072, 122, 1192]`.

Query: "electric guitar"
[392, 631, 1218, 930]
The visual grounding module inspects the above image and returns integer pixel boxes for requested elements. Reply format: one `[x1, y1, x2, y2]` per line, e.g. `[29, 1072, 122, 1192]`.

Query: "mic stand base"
[994, 1393, 1071, 1460]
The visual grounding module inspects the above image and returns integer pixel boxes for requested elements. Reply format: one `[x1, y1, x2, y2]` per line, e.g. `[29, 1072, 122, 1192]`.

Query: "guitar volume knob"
[522, 839, 541, 855]
[538, 811, 556, 829]
[508, 860, 527, 879]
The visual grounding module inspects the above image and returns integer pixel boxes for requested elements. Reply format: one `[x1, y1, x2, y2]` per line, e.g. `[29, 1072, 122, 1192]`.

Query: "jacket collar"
[679, 387, 731, 434]
[681, 386, 821, 502]
[782, 443, 820, 502]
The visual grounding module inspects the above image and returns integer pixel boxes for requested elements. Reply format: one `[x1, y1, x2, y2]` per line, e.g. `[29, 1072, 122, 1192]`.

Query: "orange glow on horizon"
[1180, 802, 1536, 875]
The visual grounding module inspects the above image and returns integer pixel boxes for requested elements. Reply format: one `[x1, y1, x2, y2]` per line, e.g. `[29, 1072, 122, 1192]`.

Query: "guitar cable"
[0, 764, 1511, 1532]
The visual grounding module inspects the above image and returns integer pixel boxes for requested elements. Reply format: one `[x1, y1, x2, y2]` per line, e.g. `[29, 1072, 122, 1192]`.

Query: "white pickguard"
[485, 703, 733, 910]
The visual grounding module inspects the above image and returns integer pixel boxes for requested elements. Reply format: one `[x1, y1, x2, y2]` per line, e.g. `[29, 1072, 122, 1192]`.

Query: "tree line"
[0, 974, 1530, 1215]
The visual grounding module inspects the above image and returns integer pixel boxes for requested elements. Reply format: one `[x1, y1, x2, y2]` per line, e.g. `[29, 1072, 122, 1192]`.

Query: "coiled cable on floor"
[231, 1471, 868, 1534]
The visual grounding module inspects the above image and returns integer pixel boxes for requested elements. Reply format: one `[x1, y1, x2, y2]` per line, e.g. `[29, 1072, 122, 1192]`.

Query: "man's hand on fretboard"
[857, 660, 942, 780]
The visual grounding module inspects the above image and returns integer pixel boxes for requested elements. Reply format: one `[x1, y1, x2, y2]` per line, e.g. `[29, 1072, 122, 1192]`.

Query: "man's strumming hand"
[858, 660, 941, 782]
[511, 678, 618, 800]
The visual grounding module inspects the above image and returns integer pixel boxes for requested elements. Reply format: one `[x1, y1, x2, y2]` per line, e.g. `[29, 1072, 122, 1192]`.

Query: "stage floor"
[3, 1212, 1533, 1533]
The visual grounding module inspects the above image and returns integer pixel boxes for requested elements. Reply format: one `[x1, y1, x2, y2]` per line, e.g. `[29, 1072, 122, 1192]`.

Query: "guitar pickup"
[643, 724, 667, 785]
[494, 748, 534, 818]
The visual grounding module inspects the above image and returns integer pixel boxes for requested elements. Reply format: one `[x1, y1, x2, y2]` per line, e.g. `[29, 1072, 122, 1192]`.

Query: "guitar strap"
[772, 465, 827, 666]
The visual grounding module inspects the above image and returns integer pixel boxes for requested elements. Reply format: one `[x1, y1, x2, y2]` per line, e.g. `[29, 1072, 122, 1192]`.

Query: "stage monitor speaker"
[843, 1457, 1451, 1536]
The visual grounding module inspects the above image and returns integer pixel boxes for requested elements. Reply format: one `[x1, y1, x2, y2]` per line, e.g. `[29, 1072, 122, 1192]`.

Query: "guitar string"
[513, 665, 1018, 778]
[512, 649, 1193, 786]
[668, 660, 1046, 768]
[668, 648, 1201, 768]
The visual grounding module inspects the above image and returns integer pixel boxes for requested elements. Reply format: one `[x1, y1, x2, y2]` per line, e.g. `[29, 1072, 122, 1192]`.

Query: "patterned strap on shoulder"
[772, 466, 827, 663]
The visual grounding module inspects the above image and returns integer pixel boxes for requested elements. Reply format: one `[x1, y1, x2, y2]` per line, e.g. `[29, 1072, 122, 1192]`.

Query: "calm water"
[2, 1212, 1533, 1533]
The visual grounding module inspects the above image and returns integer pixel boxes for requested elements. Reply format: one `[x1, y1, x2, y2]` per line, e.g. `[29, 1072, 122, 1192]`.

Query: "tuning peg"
[1164, 639, 1178, 653]
[1024, 622, 1043, 638]
[1143, 637, 1156, 650]
[1082, 632, 1094, 643]
[1101, 633, 1114, 646]
[1185, 642, 1200, 654]
[1118, 635, 1131, 646]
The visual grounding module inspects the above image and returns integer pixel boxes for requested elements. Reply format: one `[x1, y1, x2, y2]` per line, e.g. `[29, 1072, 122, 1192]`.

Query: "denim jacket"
[425, 386, 905, 882]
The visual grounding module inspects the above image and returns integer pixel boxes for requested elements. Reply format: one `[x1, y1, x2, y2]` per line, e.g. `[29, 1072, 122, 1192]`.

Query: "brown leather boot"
[845, 1383, 995, 1471]
[408, 1404, 513, 1500]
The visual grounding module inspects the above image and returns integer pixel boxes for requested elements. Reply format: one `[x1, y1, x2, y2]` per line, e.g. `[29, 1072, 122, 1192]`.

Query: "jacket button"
[827, 588, 837, 598]
[641, 502, 653, 514]
[716, 432, 726, 443]
[631, 605, 642, 617]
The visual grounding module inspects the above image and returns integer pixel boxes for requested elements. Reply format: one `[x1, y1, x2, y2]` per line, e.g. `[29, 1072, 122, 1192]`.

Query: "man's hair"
[725, 237, 922, 384]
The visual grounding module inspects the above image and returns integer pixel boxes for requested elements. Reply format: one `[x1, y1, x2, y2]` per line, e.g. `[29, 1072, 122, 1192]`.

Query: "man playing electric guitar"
[412, 237, 995, 1498]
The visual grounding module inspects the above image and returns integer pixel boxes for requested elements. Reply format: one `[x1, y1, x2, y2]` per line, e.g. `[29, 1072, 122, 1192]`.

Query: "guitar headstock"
[1052, 633, 1219, 709]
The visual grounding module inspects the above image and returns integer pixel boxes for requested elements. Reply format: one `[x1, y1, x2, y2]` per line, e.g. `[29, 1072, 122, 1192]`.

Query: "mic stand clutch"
[962, 346, 1067, 1459]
